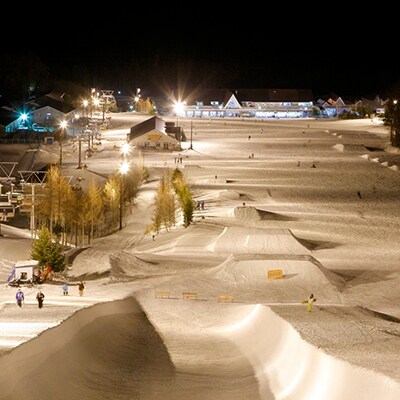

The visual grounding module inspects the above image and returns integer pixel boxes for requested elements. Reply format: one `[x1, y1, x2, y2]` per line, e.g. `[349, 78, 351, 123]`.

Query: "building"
[127, 116, 181, 150]
[315, 95, 352, 117]
[27, 93, 76, 133]
[172, 88, 314, 119]
[7, 259, 39, 285]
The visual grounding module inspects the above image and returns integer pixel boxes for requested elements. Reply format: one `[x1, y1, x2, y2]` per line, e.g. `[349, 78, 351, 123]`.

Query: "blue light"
[20, 113, 28, 120]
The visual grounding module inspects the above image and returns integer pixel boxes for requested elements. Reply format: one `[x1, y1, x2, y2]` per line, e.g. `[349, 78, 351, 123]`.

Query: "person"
[302, 293, 317, 312]
[16, 288, 24, 307]
[63, 282, 69, 296]
[78, 281, 85, 297]
[36, 290, 45, 309]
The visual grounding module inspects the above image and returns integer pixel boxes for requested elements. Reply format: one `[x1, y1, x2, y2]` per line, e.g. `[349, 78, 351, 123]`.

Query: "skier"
[36, 290, 45, 309]
[16, 288, 24, 307]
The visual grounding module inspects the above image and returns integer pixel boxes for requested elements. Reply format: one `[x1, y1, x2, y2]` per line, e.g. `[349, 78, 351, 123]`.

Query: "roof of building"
[129, 116, 167, 139]
[232, 88, 314, 103]
[28, 94, 75, 114]
[176, 88, 314, 106]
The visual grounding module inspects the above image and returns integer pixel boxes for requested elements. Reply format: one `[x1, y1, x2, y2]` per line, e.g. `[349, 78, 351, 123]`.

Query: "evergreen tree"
[31, 225, 66, 272]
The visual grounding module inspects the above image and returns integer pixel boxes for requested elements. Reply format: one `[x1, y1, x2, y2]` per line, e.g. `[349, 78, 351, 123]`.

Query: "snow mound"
[208, 254, 342, 301]
[234, 206, 294, 224]
[108, 252, 165, 281]
[210, 227, 311, 255]
[218, 190, 241, 200]
[333, 144, 368, 152]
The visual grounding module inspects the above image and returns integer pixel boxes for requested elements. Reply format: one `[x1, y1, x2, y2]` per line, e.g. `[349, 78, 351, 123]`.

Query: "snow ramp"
[206, 254, 342, 303]
[218, 303, 400, 400]
[140, 296, 400, 400]
[234, 206, 294, 224]
[210, 227, 310, 255]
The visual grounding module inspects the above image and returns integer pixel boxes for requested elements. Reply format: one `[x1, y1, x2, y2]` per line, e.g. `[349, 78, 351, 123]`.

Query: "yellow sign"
[148, 134, 161, 141]
[268, 269, 283, 280]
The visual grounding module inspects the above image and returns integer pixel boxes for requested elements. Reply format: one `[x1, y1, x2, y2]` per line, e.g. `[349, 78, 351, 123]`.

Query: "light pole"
[83, 99, 88, 117]
[133, 88, 141, 112]
[390, 99, 398, 145]
[174, 101, 185, 130]
[59, 120, 67, 166]
[189, 120, 193, 150]
[119, 161, 129, 230]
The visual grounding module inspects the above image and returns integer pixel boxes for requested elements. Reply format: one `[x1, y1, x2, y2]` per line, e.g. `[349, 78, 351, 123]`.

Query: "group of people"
[15, 281, 85, 308]
[15, 288, 44, 309]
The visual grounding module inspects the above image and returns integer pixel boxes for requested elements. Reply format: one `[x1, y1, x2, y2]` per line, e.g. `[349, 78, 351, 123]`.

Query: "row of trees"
[149, 168, 194, 234]
[31, 159, 146, 248]
[29, 164, 195, 272]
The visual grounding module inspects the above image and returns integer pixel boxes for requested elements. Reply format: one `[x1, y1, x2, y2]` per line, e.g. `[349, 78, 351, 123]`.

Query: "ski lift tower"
[101, 90, 115, 123]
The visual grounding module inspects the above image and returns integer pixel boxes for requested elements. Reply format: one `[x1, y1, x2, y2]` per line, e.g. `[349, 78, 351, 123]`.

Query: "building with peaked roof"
[173, 88, 314, 119]
[315, 95, 352, 117]
[27, 93, 76, 131]
[127, 116, 181, 150]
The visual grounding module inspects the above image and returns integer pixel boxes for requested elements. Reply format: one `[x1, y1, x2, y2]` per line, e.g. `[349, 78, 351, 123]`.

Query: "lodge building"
[174, 88, 314, 119]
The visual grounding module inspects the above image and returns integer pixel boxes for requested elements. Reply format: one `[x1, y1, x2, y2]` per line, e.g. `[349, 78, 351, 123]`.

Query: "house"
[27, 92, 76, 133]
[127, 116, 181, 150]
[356, 95, 388, 116]
[316, 95, 352, 117]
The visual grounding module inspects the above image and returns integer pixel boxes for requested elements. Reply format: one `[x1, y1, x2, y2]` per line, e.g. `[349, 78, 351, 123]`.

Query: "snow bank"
[223, 304, 400, 400]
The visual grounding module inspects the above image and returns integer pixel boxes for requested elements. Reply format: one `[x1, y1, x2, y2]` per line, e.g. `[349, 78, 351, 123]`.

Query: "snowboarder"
[302, 293, 317, 312]
[16, 288, 24, 307]
[36, 290, 45, 309]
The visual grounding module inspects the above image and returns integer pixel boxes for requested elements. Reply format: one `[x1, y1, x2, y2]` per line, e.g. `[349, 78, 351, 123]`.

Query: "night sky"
[1, 13, 398, 99]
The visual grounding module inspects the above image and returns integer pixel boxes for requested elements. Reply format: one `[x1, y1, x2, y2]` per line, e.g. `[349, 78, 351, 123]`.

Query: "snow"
[1, 115, 400, 399]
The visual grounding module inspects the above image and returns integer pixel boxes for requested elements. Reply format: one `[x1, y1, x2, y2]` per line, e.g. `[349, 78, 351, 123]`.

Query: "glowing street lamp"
[121, 143, 130, 161]
[82, 99, 88, 116]
[119, 161, 129, 230]
[59, 120, 67, 166]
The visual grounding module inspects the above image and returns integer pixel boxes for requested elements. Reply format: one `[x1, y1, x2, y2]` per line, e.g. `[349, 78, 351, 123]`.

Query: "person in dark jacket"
[36, 290, 45, 309]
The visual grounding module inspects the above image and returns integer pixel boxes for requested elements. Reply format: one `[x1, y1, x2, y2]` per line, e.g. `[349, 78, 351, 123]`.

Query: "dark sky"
[1, 13, 398, 99]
